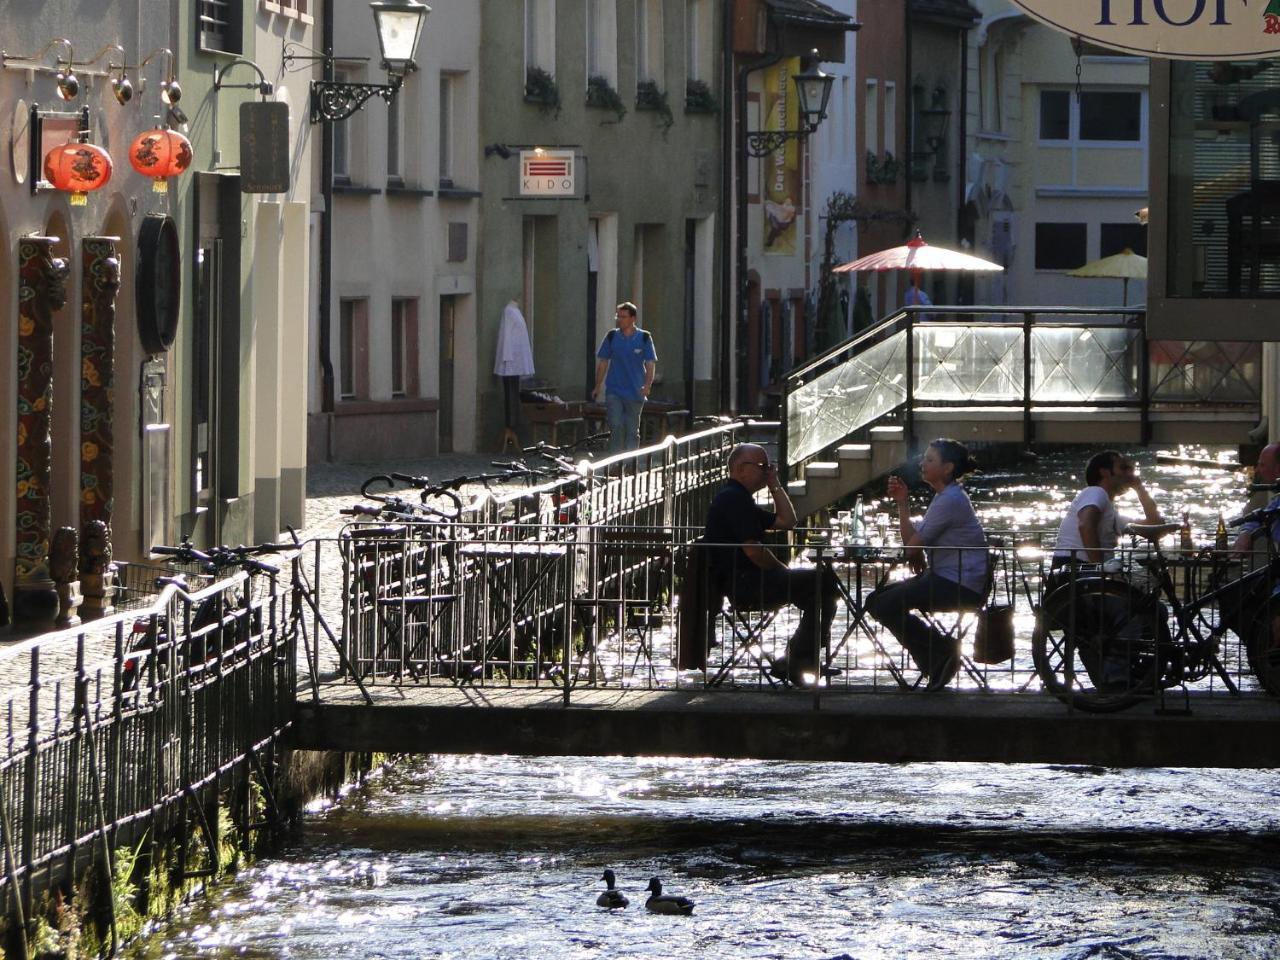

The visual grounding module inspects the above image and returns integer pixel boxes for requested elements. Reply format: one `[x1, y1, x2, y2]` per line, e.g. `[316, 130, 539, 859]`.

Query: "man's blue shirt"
[597, 328, 656, 401]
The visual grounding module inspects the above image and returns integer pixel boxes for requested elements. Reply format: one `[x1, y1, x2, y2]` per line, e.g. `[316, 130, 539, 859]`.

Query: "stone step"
[837, 443, 871, 460]
[803, 461, 841, 478]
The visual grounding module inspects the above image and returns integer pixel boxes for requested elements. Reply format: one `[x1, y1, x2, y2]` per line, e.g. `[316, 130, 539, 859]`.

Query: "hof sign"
[1009, 0, 1280, 60]
[519, 150, 576, 196]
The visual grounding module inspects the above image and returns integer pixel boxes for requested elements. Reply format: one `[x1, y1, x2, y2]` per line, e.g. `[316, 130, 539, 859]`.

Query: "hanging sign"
[519, 150, 576, 196]
[1008, 1, 1280, 60]
[240, 101, 290, 194]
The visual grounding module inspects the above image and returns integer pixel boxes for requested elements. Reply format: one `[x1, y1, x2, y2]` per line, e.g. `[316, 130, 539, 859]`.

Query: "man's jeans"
[606, 394, 645, 453]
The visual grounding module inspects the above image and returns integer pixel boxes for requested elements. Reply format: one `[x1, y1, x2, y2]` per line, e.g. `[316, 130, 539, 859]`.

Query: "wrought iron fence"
[782, 306, 1262, 467]
[0, 563, 296, 936]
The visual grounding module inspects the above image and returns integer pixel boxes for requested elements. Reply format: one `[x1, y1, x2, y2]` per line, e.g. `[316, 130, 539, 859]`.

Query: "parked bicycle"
[123, 539, 288, 691]
[1032, 510, 1280, 712]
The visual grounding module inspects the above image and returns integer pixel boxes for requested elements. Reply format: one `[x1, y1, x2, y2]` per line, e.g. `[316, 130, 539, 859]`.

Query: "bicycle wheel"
[1032, 578, 1163, 712]
[1245, 600, 1280, 696]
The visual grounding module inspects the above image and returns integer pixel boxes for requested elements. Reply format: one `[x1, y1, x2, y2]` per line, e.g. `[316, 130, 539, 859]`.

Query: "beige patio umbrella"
[1067, 248, 1148, 306]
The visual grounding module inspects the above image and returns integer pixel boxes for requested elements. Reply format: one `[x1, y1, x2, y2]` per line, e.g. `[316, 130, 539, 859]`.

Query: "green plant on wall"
[636, 80, 675, 131]
[866, 151, 901, 185]
[587, 75, 627, 122]
[525, 66, 561, 117]
[685, 79, 718, 114]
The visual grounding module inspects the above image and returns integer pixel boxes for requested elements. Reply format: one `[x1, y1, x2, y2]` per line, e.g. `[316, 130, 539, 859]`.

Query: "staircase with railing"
[780, 305, 1263, 518]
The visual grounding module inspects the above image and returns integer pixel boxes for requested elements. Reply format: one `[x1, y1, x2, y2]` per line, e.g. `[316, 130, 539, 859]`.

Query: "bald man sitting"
[702, 443, 838, 686]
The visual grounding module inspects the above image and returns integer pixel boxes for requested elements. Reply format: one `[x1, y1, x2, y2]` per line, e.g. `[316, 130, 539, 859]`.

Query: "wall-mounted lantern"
[129, 128, 192, 193]
[285, 1, 430, 124]
[919, 86, 952, 182]
[44, 129, 112, 205]
[745, 50, 834, 158]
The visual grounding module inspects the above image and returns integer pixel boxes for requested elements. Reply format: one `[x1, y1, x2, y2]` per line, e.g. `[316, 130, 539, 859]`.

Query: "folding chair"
[911, 548, 1006, 692]
[707, 598, 782, 687]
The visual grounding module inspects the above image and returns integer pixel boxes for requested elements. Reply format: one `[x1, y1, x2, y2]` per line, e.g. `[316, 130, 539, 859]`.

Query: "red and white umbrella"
[832, 230, 1004, 275]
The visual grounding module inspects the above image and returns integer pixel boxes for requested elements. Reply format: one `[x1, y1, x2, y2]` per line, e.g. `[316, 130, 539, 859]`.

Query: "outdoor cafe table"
[799, 541, 909, 683]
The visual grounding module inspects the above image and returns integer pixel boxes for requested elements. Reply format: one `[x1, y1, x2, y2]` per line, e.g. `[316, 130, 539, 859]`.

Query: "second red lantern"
[43, 140, 112, 206]
[129, 128, 192, 193]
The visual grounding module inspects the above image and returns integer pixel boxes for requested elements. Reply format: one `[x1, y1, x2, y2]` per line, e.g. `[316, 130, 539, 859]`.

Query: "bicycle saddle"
[1124, 521, 1182, 539]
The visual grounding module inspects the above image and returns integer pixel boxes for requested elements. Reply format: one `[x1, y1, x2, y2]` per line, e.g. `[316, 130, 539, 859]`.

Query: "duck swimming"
[596, 869, 629, 909]
[644, 877, 694, 915]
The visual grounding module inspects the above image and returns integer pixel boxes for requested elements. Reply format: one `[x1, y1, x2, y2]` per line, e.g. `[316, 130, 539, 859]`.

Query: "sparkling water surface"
[135, 447, 1280, 959]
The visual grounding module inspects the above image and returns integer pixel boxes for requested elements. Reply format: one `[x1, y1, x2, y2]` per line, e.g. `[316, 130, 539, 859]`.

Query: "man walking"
[593, 302, 656, 453]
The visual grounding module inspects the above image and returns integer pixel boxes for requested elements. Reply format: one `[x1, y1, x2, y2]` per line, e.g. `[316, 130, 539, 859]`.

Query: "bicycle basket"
[114, 561, 215, 611]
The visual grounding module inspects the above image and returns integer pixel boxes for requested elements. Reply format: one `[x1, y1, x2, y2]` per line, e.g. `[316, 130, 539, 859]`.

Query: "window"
[637, 0, 663, 84]
[1035, 223, 1087, 271]
[265, 0, 310, 15]
[1101, 223, 1147, 258]
[439, 74, 454, 185]
[1080, 91, 1141, 141]
[686, 0, 710, 83]
[525, 0, 556, 75]
[387, 93, 402, 180]
[586, 0, 617, 86]
[333, 70, 351, 180]
[884, 82, 897, 157]
[1040, 89, 1143, 142]
[864, 80, 879, 155]
[390, 298, 418, 398]
[1040, 90, 1070, 140]
[339, 298, 368, 399]
[198, 0, 241, 54]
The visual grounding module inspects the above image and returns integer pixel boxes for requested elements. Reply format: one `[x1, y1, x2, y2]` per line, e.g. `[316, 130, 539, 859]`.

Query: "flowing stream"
[134, 447, 1280, 959]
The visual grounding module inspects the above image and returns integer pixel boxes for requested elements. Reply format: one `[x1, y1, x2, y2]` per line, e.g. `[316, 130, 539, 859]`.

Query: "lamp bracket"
[213, 58, 273, 96]
[744, 122, 819, 159]
[309, 76, 403, 124]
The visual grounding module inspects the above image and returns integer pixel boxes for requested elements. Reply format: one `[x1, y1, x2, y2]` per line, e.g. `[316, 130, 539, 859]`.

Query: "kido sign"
[1009, 1, 1280, 60]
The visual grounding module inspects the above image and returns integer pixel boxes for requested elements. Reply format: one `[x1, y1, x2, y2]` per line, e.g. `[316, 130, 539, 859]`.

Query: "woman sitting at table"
[865, 438, 988, 692]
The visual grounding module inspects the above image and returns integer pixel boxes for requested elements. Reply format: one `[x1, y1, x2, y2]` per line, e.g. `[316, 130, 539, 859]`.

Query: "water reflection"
[135, 447, 1280, 959]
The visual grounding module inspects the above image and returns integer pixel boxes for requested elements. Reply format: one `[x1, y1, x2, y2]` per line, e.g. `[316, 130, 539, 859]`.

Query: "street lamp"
[745, 50, 834, 158]
[920, 86, 952, 181]
[302, 0, 430, 124]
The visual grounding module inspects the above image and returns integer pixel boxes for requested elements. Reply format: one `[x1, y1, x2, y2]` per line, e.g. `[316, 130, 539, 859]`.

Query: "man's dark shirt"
[704, 479, 776, 586]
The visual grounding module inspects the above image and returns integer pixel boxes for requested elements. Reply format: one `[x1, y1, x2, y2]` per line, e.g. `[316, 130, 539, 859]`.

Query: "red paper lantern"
[129, 128, 192, 193]
[43, 140, 112, 206]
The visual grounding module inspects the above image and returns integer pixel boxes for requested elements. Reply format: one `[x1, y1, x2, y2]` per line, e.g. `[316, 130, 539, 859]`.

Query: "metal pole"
[21, 649, 39, 931]
[1023, 311, 1034, 446]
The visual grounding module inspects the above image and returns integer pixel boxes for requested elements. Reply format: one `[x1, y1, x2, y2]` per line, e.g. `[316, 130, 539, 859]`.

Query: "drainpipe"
[957, 26, 969, 256]
[736, 51, 784, 414]
[317, 0, 336, 415]
[719, 0, 734, 413]
[903, 6, 913, 229]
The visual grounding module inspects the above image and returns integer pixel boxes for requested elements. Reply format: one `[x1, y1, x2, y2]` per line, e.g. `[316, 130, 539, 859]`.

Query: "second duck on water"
[644, 877, 694, 915]
[596, 869, 629, 909]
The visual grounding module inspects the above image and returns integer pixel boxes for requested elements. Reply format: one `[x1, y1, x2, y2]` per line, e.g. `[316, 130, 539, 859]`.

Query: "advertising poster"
[762, 57, 801, 256]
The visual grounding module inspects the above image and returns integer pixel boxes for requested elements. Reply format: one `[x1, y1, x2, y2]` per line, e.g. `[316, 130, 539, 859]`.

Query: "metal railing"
[0, 562, 296, 939]
[321, 508, 1278, 710]
[781, 306, 1263, 469]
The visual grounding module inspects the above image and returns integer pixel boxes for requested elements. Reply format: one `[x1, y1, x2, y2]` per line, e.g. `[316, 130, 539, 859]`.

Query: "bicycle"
[1032, 515, 1280, 712]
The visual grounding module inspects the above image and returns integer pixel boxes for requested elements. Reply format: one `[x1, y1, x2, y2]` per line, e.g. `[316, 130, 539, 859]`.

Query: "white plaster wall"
[324, 0, 481, 451]
[810, 0, 859, 283]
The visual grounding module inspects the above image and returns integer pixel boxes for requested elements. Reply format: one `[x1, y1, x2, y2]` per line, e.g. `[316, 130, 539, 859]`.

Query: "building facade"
[965, 2, 1150, 307]
[0, 0, 314, 628]
[307, 0, 480, 460]
[474, 0, 724, 446]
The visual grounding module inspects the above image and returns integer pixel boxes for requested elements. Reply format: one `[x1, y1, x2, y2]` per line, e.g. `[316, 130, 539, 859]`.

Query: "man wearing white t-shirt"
[1053, 450, 1164, 569]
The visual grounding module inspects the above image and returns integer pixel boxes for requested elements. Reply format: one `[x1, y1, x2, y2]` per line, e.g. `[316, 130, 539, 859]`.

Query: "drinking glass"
[875, 512, 891, 547]
[835, 510, 852, 544]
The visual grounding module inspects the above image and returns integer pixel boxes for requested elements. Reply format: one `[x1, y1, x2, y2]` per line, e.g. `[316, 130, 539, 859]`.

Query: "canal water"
[135, 447, 1280, 959]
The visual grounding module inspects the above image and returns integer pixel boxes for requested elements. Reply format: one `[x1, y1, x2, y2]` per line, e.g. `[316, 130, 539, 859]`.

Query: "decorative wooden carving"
[13, 237, 68, 628]
[80, 237, 119, 528]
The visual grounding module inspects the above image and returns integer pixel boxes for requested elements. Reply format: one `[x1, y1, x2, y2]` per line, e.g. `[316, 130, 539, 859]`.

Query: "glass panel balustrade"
[1030, 326, 1141, 402]
[1149, 340, 1262, 404]
[914, 324, 1024, 402]
[787, 330, 907, 464]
